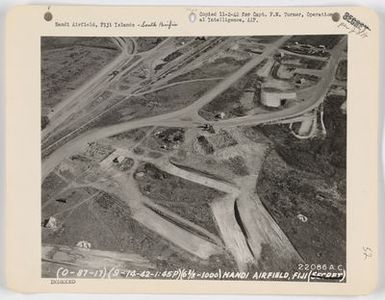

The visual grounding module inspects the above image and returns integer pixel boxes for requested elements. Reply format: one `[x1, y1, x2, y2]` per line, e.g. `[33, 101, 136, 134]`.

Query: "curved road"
[42, 36, 346, 185]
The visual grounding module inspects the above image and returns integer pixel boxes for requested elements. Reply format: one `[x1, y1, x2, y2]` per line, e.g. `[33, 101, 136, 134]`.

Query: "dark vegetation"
[197, 136, 215, 154]
[84, 142, 114, 162]
[135, 37, 166, 52]
[257, 151, 346, 267]
[250, 35, 283, 44]
[109, 127, 152, 145]
[41, 116, 50, 130]
[112, 157, 134, 172]
[143, 127, 185, 152]
[291, 74, 320, 89]
[336, 59, 347, 81]
[206, 129, 238, 149]
[254, 243, 300, 274]
[163, 50, 183, 62]
[256, 94, 346, 267]
[281, 35, 344, 58]
[223, 156, 249, 176]
[280, 54, 327, 70]
[260, 95, 346, 176]
[287, 35, 343, 49]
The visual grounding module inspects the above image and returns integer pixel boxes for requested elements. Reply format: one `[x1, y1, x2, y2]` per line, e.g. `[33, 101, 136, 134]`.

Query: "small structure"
[135, 171, 145, 179]
[297, 214, 308, 223]
[55, 198, 67, 204]
[112, 156, 125, 164]
[215, 112, 226, 119]
[154, 128, 184, 150]
[108, 70, 119, 79]
[76, 241, 92, 249]
[199, 124, 215, 134]
[295, 77, 306, 86]
[43, 216, 59, 230]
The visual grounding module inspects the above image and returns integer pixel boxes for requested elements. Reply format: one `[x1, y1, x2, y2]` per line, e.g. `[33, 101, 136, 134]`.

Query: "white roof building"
[260, 88, 296, 108]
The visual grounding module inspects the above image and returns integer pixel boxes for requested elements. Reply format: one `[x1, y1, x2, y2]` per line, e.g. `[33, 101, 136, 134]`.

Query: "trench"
[143, 202, 219, 245]
[233, 199, 256, 259]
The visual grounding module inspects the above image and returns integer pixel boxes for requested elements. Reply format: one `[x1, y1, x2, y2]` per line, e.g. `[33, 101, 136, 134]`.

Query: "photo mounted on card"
[5, 5, 379, 295]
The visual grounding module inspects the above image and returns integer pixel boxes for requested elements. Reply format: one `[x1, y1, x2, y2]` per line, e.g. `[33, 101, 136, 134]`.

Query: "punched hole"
[44, 11, 53, 22]
[189, 12, 196, 23]
[331, 12, 340, 22]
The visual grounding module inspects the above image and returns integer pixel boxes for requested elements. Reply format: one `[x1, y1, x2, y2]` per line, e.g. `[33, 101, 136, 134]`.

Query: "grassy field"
[134, 162, 225, 236]
[93, 80, 219, 128]
[168, 57, 247, 83]
[42, 186, 235, 272]
[108, 127, 153, 149]
[41, 37, 119, 51]
[115, 58, 151, 91]
[41, 37, 120, 115]
[198, 69, 259, 120]
[141, 127, 185, 152]
[223, 156, 249, 176]
[41, 172, 69, 204]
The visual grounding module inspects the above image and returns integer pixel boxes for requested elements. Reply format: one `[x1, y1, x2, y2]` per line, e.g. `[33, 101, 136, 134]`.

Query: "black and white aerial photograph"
[41, 35, 347, 281]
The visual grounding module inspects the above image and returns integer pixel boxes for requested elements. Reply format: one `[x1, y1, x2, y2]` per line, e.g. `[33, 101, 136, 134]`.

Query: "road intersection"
[42, 35, 347, 272]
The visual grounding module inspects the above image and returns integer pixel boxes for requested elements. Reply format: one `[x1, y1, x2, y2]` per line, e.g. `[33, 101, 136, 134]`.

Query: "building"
[260, 87, 296, 108]
[295, 77, 306, 86]
[215, 112, 226, 119]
